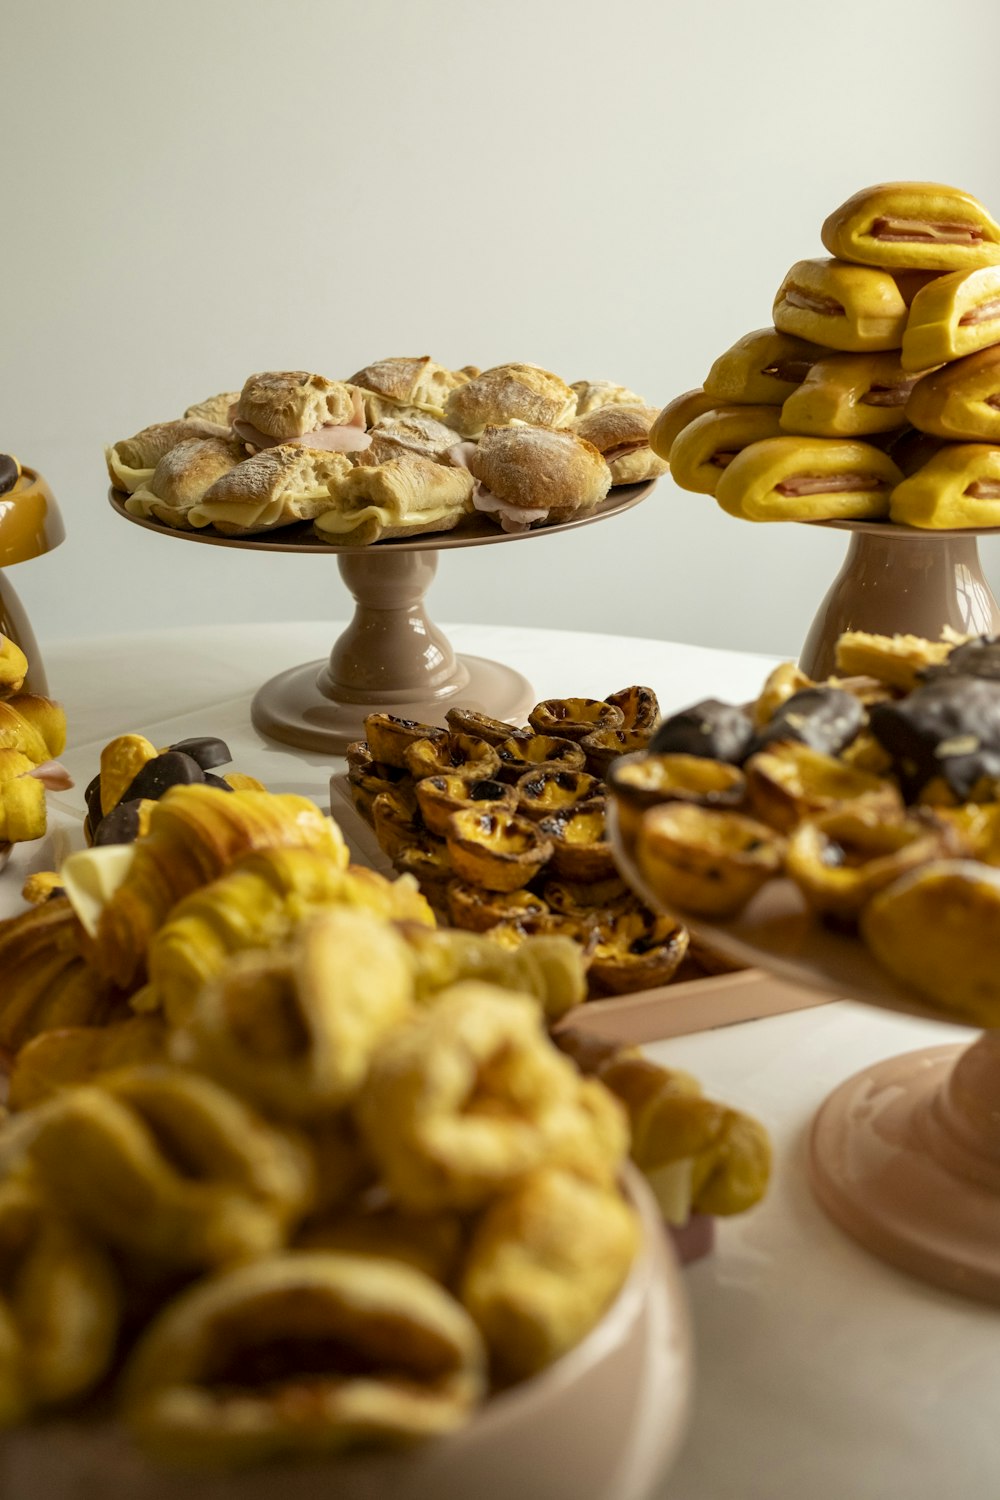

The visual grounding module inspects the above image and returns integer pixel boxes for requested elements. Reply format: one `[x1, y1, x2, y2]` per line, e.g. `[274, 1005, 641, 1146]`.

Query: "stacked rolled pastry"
[108, 359, 665, 543]
[656, 181, 1000, 528]
[0, 634, 72, 867]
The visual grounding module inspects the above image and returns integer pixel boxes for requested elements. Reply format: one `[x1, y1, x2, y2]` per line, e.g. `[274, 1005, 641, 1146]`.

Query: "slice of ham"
[871, 217, 984, 245]
[965, 480, 1000, 499]
[760, 358, 814, 383]
[860, 378, 920, 407]
[784, 287, 845, 318]
[959, 297, 1000, 327]
[776, 473, 889, 498]
[604, 440, 649, 463]
[26, 759, 74, 791]
[709, 450, 739, 468]
[472, 487, 550, 533]
[232, 418, 371, 454]
[445, 441, 479, 471]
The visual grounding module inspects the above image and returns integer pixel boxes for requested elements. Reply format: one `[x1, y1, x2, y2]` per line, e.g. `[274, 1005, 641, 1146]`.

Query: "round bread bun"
[445, 364, 578, 439]
[235, 371, 359, 440]
[468, 425, 611, 530]
[572, 405, 667, 486]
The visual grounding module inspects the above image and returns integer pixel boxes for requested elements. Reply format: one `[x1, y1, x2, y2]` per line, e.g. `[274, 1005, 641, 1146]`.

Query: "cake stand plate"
[800, 517, 1000, 680]
[609, 807, 1000, 1304]
[110, 483, 655, 753]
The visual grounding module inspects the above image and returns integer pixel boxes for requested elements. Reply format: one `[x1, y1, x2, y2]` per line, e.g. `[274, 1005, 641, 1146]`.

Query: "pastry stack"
[107, 362, 666, 544]
[656, 182, 1000, 529]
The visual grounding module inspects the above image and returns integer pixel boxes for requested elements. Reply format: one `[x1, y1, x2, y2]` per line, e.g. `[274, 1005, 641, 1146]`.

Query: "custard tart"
[588, 909, 690, 996]
[606, 685, 660, 733]
[364, 714, 446, 770]
[579, 726, 652, 779]
[445, 808, 553, 892]
[403, 732, 501, 783]
[446, 882, 550, 934]
[493, 733, 586, 784]
[371, 786, 424, 860]
[515, 767, 602, 822]
[609, 752, 746, 841]
[637, 803, 785, 918]
[444, 708, 528, 746]
[744, 742, 902, 832]
[528, 698, 625, 742]
[785, 807, 962, 923]
[416, 774, 516, 838]
[538, 802, 616, 882]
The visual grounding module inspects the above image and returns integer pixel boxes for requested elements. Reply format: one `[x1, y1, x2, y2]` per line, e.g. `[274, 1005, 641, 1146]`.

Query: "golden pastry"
[297, 1202, 464, 1285]
[8, 1015, 168, 1109]
[348, 355, 469, 425]
[773, 258, 914, 351]
[123, 436, 246, 528]
[569, 380, 646, 415]
[752, 662, 814, 725]
[780, 351, 920, 437]
[714, 436, 900, 522]
[445, 881, 550, 933]
[785, 806, 962, 923]
[528, 697, 624, 741]
[636, 803, 785, 918]
[398, 921, 586, 1021]
[906, 345, 1000, 440]
[446, 807, 552, 892]
[668, 405, 784, 494]
[745, 742, 902, 832]
[467, 424, 611, 531]
[571, 404, 668, 486]
[579, 726, 652, 778]
[444, 363, 577, 439]
[608, 751, 746, 841]
[415, 774, 516, 838]
[444, 707, 526, 745]
[403, 730, 501, 782]
[183, 390, 239, 425]
[105, 417, 230, 494]
[606, 684, 659, 732]
[515, 767, 602, 821]
[889, 444, 1000, 529]
[371, 785, 425, 861]
[0, 898, 122, 1056]
[316, 454, 474, 544]
[648, 387, 720, 459]
[232, 370, 370, 452]
[821, 182, 1000, 271]
[587, 908, 689, 995]
[901, 266, 1000, 370]
[186, 444, 354, 535]
[0, 635, 27, 698]
[833, 629, 953, 691]
[704, 328, 828, 404]
[493, 732, 587, 782]
[364, 712, 446, 769]
[358, 414, 465, 466]
[539, 802, 615, 882]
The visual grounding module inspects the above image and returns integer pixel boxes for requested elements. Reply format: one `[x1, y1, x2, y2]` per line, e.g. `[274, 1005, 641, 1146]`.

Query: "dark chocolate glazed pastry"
[922, 635, 1000, 683]
[169, 736, 232, 770]
[649, 699, 754, 764]
[749, 687, 865, 757]
[120, 750, 206, 803]
[870, 675, 1000, 799]
[92, 798, 146, 846]
[0, 454, 19, 496]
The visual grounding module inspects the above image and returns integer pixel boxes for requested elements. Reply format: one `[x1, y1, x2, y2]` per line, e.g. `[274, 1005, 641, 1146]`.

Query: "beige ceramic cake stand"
[799, 517, 1000, 680]
[110, 483, 655, 753]
[1, 467, 65, 695]
[610, 807, 1000, 1305]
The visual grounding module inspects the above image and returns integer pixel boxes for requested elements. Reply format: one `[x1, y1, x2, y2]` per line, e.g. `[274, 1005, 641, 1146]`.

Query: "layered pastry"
[106, 418, 230, 494]
[444, 364, 577, 439]
[569, 380, 646, 415]
[714, 435, 901, 521]
[467, 424, 611, 531]
[232, 370, 370, 454]
[123, 436, 246, 528]
[901, 266, 1000, 371]
[668, 406, 783, 495]
[571, 403, 668, 485]
[906, 345, 1000, 440]
[703, 328, 827, 405]
[780, 352, 920, 437]
[316, 455, 474, 544]
[347, 356, 469, 425]
[821, 182, 1000, 272]
[773, 259, 917, 352]
[889, 444, 1000, 529]
[185, 445, 354, 534]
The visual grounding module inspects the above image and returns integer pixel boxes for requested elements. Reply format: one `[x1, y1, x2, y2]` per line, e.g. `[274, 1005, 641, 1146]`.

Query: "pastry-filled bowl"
[0, 1166, 691, 1500]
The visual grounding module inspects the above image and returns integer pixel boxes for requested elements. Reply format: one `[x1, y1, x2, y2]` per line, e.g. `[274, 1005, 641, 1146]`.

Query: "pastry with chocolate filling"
[901, 266, 1000, 371]
[106, 417, 230, 494]
[569, 380, 647, 415]
[232, 370, 370, 455]
[123, 436, 246, 529]
[869, 673, 1000, 800]
[773, 259, 921, 352]
[780, 352, 921, 438]
[821, 182, 1000, 272]
[187, 445, 353, 534]
[748, 685, 865, 757]
[571, 404, 667, 486]
[357, 414, 465, 467]
[704, 328, 828, 405]
[649, 698, 754, 764]
[715, 436, 901, 522]
[648, 388, 720, 460]
[924, 634, 1000, 682]
[906, 345, 1000, 441]
[444, 364, 578, 439]
[889, 444, 1000, 529]
[467, 425, 611, 532]
[316, 455, 474, 544]
[668, 405, 783, 495]
[348, 356, 470, 425]
[183, 390, 240, 425]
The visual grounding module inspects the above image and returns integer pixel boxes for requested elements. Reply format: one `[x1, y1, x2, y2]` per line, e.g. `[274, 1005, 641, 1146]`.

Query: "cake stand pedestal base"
[0, 574, 49, 696]
[810, 1037, 1000, 1304]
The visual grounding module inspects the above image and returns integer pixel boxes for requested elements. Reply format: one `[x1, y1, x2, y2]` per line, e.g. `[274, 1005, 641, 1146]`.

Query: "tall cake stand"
[110, 483, 655, 753]
[799, 518, 1000, 680]
[1, 467, 65, 696]
[610, 807, 1000, 1305]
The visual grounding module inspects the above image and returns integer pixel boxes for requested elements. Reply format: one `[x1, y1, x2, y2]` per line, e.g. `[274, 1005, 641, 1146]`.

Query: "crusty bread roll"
[125, 437, 246, 529]
[348, 357, 469, 425]
[233, 372, 369, 454]
[570, 381, 647, 416]
[187, 446, 354, 535]
[317, 455, 474, 545]
[357, 415, 465, 468]
[444, 364, 578, 439]
[467, 425, 611, 532]
[571, 404, 667, 486]
[183, 391, 240, 426]
[106, 418, 229, 494]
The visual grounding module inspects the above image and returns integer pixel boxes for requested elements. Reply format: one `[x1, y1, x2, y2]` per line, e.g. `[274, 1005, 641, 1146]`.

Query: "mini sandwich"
[357, 414, 465, 467]
[889, 445, 1000, 529]
[906, 345, 1000, 441]
[569, 380, 647, 416]
[183, 391, 241, 426]
[232, 371, 371, 455]
[467, 425, 611, 532]
[780, 352, 920, 438]
[901, 266, 1000, 371]
[444, 364, 577, 439]
[186, 446, 354, 535]
[348, 356, 470, 425]
[571, 404, 667, 486]
[106, 417, 230, 493]
[703, 328, 827, 405]
[124, 437, 246, 529]
[648, 388, 720, 460]
[315, 455, 474, 545]
[774, 260, 924, 352]
[669, 406, 783, 495]
[715, 436, 901, 522]
[822, 182, 1000, 272]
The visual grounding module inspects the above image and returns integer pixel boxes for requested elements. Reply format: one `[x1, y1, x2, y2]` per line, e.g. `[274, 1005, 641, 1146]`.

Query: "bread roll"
[183, 391, 240, 425]
[106, 418, 229, 494]
[187, 446, 353, 535]
[570, 380, 646, 416]
[357, 414, 465, 467]
[348, 356, 468, 425]
[316, 455, 473, 544]
[445, 364, 577, 439]
[124, 437, 246, 529]
[468, 425, 610, 532]
[571, 404, 667, 485]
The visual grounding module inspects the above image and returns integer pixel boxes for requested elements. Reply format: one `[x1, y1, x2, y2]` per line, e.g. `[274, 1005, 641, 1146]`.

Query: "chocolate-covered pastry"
[92, 799, 146, 846]
[780, 352, 920, 438]
[901, 266, 1000, 371]
[869, 675, 1000, 799]
[821, 182, 1000, 272]
[715, 436, 900, 522]
[169, 736, 232, 770]
[889, 444, 1000, 529]
[669, 405, 783, 495]
[923, 635, 1000, 682]
[906, 345, 1000, 442]
[0, 454, 20, 496]
[773, 259, 916, 352]
[749, 687, 865, 757]
[120, 750, 206, 803]
[704, 329, 826, 405]
[649, 699, 755, 765]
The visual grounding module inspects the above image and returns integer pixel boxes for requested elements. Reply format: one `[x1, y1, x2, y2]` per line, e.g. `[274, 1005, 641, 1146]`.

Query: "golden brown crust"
[235, 371, 359, 439]
[571, 405, 667, 486]
[468, 425, 611, 520]
[316, 455, 473, 544]
[444, 364, 578, 439]
[357, 415, 464, 467]
[569, 380, 646, 415]
[124, 437, 246, 527]
[106, 419, 229, 493]
[348, 357, 466, 424]
[190, 446, 354, 534]
[183, 391, 239, 425]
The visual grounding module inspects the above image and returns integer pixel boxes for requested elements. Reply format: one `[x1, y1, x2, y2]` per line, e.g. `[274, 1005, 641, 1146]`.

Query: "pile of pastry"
[656, 181, 1000, 529]
[610, 628, 1000, 1027]
[106, 361, 666, 543]
[0, 630, 71, 869]
[348, 689, 726, 998]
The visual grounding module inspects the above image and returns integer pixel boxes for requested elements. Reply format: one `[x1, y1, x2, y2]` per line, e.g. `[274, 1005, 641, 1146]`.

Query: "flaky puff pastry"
[445, 364, 577, 439]
[907, 345, 1000, 441]
[317, 454, 474, 544]
[821, 182, 1000, 272]
[186, 445, 354, 535]
[0, 1170, 121, 1426]
[889, 444, 1000, 529]
[715, 435, 900, 522]
[460, 1167, 638, 1383]
[28, 1066, 315, 1269]
[8, 1014, 168, 1110]
[0, 898, 123, 1058]
[106, 418, 230, 494]
[571, 403, 668, 486]
[124, 436, 246, 529]
[355, 982, 628, 1213]
[172, 907, 415, 1119]
[468, 424, 611, 531]
[121, 1252, 487, 1466]
[569, 380, 647, 416]
[348, 356, 470, 425]
[396, 921, 586, 1022]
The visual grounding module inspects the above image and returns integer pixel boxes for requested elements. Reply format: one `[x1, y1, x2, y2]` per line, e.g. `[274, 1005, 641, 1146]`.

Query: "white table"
[5, 622, 998, 1500]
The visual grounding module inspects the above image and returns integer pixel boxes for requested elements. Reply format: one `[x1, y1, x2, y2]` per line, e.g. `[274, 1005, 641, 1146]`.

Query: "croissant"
[68, 785, 348, 990]
[0, 899, 126, 1056]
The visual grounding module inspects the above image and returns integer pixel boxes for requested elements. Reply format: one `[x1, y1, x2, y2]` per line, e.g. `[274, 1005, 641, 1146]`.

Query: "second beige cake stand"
[110, 482, 656, 753]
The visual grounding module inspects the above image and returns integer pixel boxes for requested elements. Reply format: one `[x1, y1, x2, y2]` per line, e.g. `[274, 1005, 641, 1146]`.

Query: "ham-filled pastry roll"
[822, 182, 1000, 272]
[466, 425, 611, 531]
[901, 266, 1000, 371]
[669, 406, 783, 495]
[715, 436, 901, 522]
[348, 356, 470, 425]
[571, 404, 667, 486]
[889, 444, 1000, 529]
[124, 437, 246, 529]
[187, 446, 354, 534]
[773, 259, 932, 352]
[780, 352, 921, 438]
[906, 345, 1000, 441]
[704, 328, 827, 405]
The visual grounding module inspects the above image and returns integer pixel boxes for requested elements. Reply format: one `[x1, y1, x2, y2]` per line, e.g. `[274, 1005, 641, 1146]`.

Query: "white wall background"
[4, 0, 1000, 661]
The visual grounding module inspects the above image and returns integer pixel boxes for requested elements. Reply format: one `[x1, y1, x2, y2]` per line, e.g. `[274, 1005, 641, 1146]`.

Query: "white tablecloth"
[5, 621, 998, 1500]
